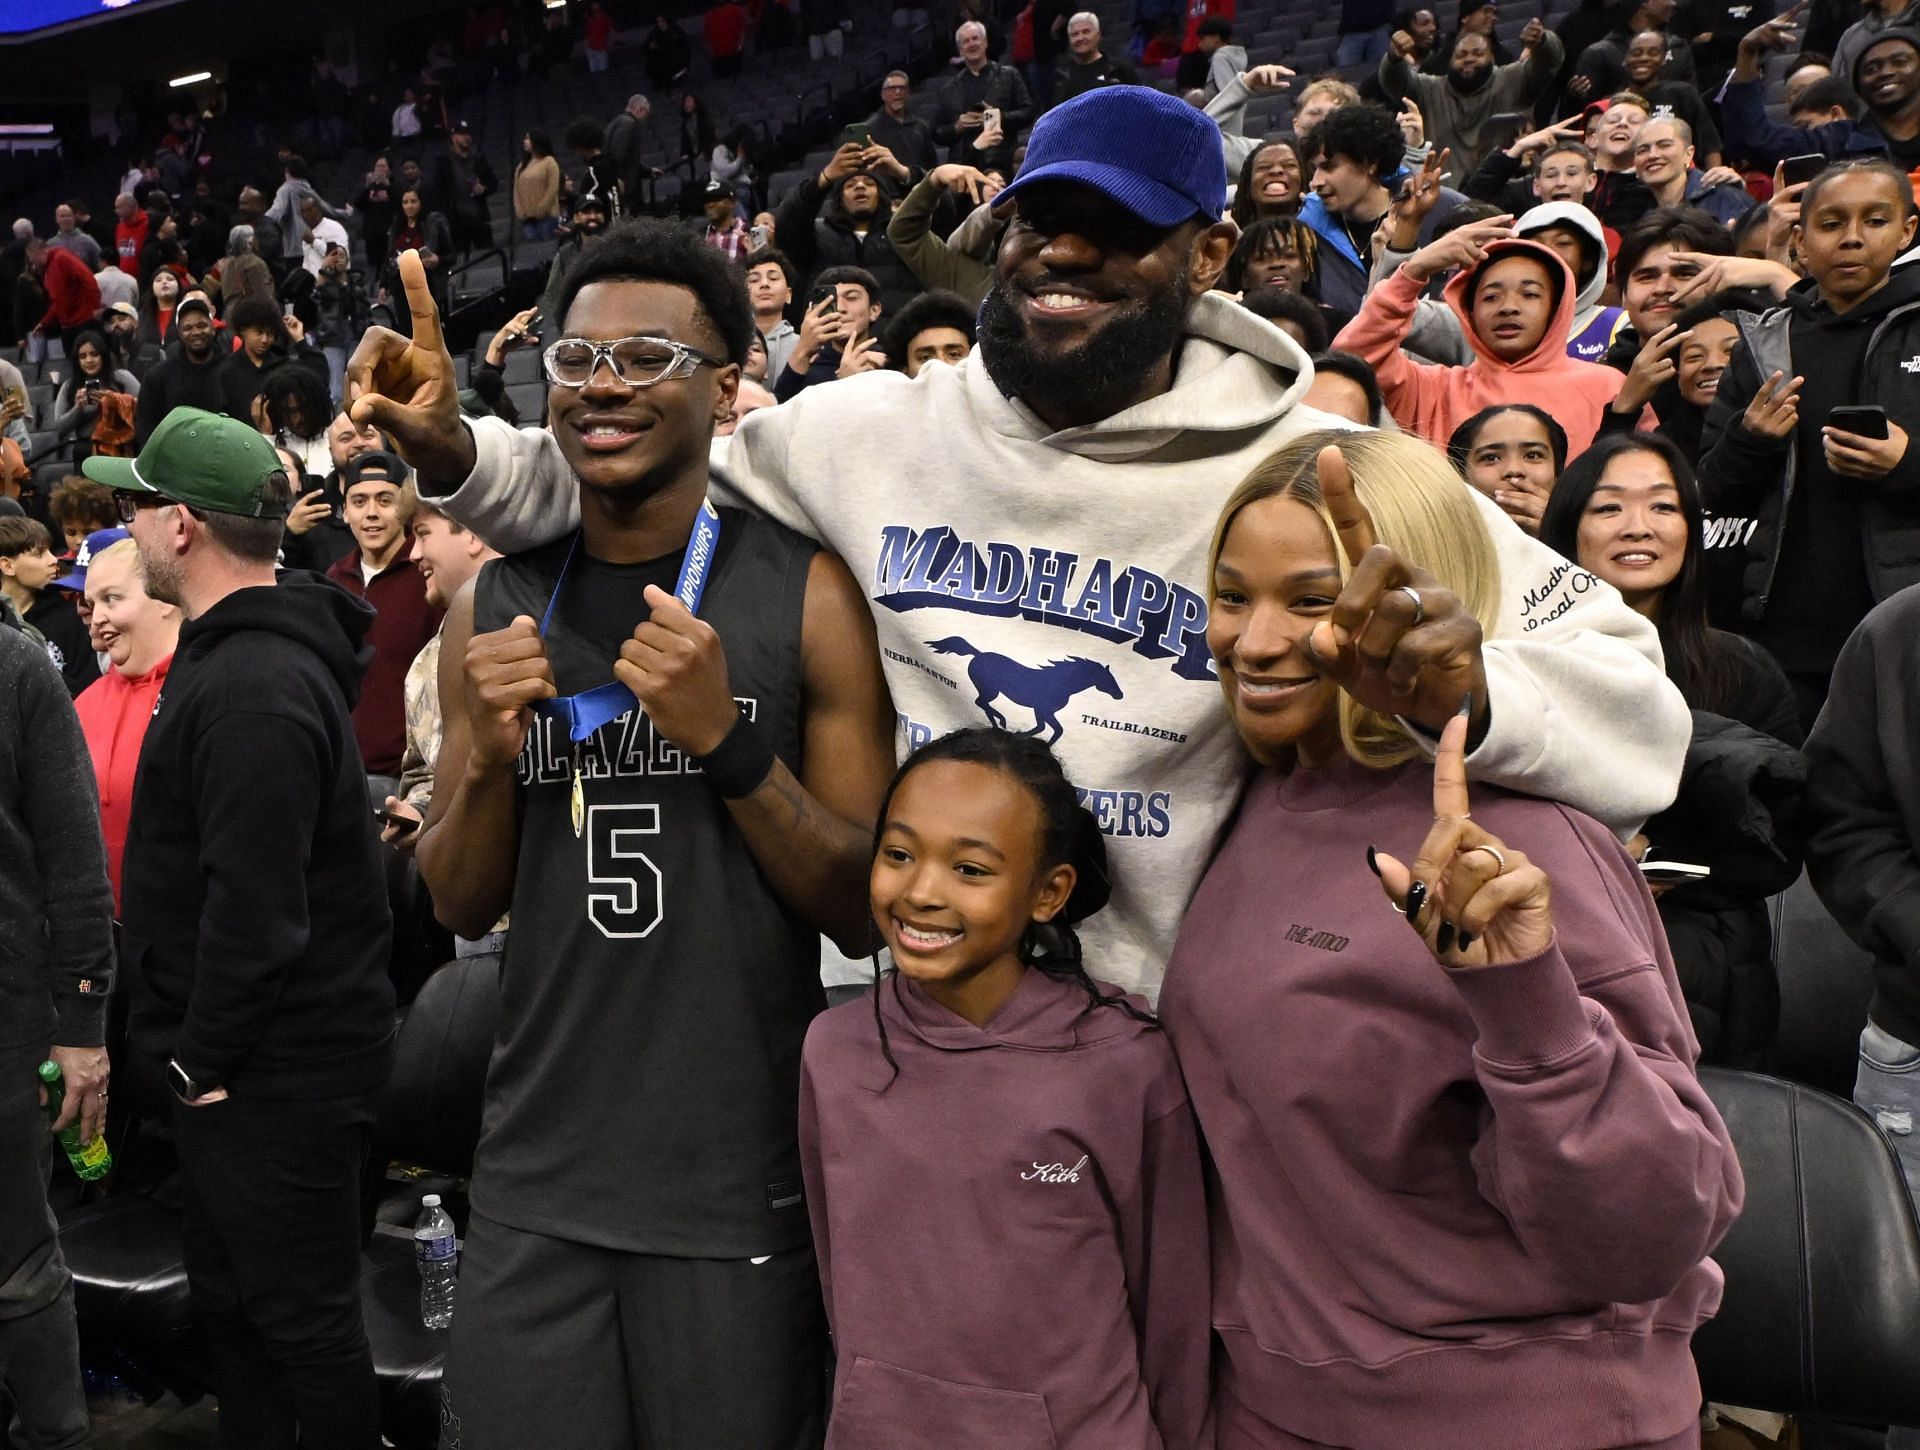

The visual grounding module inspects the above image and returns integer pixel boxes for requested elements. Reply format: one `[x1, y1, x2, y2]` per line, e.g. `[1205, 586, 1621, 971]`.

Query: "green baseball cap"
[83, 407, 290, 519]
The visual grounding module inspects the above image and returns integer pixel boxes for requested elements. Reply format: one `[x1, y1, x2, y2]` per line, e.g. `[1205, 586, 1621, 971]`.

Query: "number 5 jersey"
[471, 507, 823, 1257]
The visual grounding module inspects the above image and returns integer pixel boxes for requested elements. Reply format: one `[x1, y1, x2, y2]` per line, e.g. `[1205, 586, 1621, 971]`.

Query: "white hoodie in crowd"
[424, 292, 1690, 1000]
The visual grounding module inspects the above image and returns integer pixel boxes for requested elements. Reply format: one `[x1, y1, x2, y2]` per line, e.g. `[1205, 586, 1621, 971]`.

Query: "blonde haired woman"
[1160, 430, 1743, 1450]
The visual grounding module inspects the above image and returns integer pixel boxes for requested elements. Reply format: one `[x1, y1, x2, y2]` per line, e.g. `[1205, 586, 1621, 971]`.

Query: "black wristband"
[694, 714, 776, 799]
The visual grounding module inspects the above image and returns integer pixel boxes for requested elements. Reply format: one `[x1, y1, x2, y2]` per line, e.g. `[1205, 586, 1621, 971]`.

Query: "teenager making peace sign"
[1160, 430, 1744, 1450]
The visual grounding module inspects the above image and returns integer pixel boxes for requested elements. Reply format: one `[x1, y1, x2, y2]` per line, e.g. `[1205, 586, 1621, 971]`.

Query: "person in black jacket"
[1697, 158, 1920, 730]
[91, 407, 394, 1450]
[936, 21, 1033, 174]
[776, 141, 924, 318]
[134, 296, 227, 444]
[0, 611, 113, 1450]
[1804, 583, 1920, 1222]
[1543, 432, 1805, 1067]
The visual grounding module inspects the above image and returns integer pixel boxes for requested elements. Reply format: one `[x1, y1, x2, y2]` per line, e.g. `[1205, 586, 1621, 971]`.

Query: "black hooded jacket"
[121, 572, 395, 1098]
[776, 173, 924, 319]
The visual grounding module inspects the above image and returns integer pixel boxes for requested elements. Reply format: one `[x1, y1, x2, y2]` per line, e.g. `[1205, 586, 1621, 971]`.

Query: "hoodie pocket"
[827, 1356, 1057, 1450]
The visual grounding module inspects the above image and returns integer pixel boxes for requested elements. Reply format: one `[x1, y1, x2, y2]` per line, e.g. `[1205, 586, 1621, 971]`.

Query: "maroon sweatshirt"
[1161, 758, 1743, 1450]
[798, 967, 1211, 1450]
[323, 552, 443, 776]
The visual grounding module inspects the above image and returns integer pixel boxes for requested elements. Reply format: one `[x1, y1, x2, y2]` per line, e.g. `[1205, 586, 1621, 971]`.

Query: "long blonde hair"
[1208, 428, 1502, 769]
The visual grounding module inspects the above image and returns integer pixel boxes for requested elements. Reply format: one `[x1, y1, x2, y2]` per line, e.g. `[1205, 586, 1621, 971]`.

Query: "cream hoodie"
[424, 291, 1689, 998]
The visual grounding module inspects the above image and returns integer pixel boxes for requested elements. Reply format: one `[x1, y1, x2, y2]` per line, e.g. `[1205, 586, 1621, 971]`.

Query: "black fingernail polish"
[1457, 931, 1475, 950]
[1436, 921, 1455, 953]
[1366, 846, 1382, 878]
[1404, 881, 1427, 924]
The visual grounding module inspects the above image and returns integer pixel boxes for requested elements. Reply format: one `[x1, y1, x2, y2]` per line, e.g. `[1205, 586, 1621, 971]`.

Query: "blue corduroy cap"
[996, 86, 1227, 227]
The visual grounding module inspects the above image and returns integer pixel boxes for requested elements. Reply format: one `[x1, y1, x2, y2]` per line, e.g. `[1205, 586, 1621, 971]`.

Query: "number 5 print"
[587, 803, 664, 939]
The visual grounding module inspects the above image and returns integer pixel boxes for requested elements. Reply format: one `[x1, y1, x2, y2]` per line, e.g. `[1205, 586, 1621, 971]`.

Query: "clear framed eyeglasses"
[542, 335, 728, 389]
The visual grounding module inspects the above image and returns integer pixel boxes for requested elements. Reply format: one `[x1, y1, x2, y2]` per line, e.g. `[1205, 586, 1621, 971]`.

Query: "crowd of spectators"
[8, 0, 1920, 1444]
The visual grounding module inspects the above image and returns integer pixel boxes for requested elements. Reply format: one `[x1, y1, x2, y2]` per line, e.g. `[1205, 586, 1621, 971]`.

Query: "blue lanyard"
[533, 500, 723, 744]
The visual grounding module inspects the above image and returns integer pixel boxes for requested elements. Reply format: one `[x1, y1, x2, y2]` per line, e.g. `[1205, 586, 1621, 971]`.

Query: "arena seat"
[1693, 1068, 1920, 1425]
[57, 953, 502, 1448]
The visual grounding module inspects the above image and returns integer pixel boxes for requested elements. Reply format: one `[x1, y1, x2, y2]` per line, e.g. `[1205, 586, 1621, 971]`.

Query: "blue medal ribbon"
[533, 500, 724, 743]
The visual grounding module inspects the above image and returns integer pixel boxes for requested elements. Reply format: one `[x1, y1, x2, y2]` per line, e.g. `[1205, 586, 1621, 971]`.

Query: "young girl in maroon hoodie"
[1161, 429, 1743, 1450]
[798, 729, 1211, 1450]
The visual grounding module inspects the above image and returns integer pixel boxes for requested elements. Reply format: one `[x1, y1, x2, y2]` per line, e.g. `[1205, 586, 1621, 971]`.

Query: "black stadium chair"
[1692, 1068, 1920, 1426]
[57, 953, 501, 1448]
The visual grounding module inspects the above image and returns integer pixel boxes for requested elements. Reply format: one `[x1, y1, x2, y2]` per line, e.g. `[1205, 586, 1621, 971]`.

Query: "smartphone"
[1828, 404, 1890, 440]
[1780, 153, 1826, 188]
[840, 123, 872, 148]
[374, 808, 421, 836]
[808, 284, 838, 314]
[1639, 860, 1711, 884]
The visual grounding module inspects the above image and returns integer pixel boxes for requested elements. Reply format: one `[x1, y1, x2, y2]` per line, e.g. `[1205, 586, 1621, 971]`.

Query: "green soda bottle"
[38, 1061, 111, 1181]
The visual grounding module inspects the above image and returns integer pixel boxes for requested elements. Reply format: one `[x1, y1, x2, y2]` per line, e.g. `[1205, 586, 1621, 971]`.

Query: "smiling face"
[1624, 30, 1666, 87]
[1410, 8, 1438, 47]
[1208, 494, 1344, 765]
[1859, 37, 1920, 114]
[343, 474, 407, 561]
[1470, 254, 1556, 361]
[548, 278, 738, 506]
[1599, 102, 1649, 165]
[979, 179, 1223, 429]
[328, 411, 381, 470]
[1574, 447, 1687, 610]
[1677, 315, 1738, 407]
[1250, 142, 1302, 213]
[1068, 14, 1099, 55]
[1633, 118, 1692, 191]
[1622, 241, 1703, 333]
[177, 306, 214, 359]
[409, 511, 479, 609]
[1797, 168, 1919, 311]
[871, 758, 1072, 1019]
[84, 547, 175, 674]
[958, 21, 988, 63]
[1463, 408, 1557, 500]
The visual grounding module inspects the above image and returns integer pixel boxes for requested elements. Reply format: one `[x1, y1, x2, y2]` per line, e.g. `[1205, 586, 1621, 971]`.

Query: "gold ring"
[1465, 844, 1506, 873]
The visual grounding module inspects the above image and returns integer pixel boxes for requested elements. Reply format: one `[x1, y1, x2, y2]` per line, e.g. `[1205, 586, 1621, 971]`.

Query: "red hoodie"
[799, 967, 1212, 1449]
[74, 651, 172, 909]
[1333, 236, 1634, 454]
[36, 246, 102, 333]
[115, 212, 149, 277]
[1160, 757, 1743, 1450]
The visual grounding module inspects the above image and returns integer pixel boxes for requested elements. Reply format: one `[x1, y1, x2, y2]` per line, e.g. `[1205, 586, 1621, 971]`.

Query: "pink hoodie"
[799, 967, 1212, 1449]
[1332, 238, 1631, 453]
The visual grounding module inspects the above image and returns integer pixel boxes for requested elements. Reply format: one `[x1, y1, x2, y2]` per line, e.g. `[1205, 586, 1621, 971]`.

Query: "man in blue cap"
[88, 407, 395, 1450]
[349, 87, 1692, 1014]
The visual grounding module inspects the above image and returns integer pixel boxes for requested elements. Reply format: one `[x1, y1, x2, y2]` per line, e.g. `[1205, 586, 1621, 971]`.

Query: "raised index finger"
[1432, 708, 1472, 820]
[1316, 444, 1378, 565]
[397, 249, 446, 357]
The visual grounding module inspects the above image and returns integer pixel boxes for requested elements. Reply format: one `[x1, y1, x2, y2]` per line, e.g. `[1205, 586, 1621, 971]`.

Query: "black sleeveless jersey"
[471, 506, 822, 1257]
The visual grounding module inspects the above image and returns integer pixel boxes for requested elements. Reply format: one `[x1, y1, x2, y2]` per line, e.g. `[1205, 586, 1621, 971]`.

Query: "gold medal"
[570, 743, 585, 839]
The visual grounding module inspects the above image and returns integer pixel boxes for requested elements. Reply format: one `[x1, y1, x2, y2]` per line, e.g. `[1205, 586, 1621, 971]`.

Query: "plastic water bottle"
[38, 1061, 111, 1181]
[414, 1195, 457, 1329]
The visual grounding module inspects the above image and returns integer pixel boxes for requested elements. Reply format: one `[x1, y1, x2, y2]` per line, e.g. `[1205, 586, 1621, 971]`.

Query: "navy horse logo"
[927, 637, 1123, 744]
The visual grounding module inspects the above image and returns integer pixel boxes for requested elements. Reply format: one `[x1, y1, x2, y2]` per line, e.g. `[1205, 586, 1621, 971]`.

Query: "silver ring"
[1465, 844, 1507, 873]
[1398, 586, 1425, 626]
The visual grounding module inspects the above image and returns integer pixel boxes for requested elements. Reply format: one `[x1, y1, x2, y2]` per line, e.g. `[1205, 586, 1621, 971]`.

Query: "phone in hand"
[373, 808, 421, 836]
[1780, 153, 1826, 188]
[1639, 860, 1711, 885]
[841, 123, 872, 149]
[809, 284, 838, 315]
[1828, 404, 1890, 440]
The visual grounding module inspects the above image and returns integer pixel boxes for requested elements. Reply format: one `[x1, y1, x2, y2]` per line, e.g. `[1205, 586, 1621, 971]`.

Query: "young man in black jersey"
[407, 224, 894, 1447]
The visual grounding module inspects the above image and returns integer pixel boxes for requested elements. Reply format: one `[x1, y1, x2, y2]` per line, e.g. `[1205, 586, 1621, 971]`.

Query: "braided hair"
[867, 728, 1152, 1085]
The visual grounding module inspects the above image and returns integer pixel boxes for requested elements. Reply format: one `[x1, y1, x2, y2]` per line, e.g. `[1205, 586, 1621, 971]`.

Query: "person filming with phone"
[1697, 157, 1920, 733]
[774, 139, 921, 318]
[773, 267, 888, 399]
